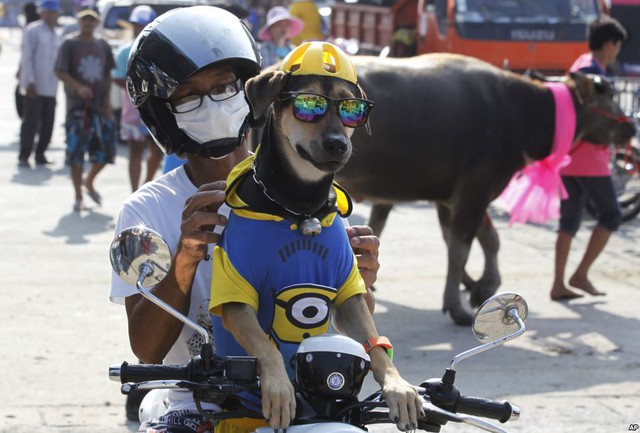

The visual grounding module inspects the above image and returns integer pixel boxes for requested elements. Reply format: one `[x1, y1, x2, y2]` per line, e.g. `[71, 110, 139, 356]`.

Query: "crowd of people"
[12, 1, 632, 430]
[15, 0, 327, 206]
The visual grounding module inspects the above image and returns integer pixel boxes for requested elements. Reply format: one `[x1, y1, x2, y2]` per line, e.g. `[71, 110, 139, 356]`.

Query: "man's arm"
[334, 295, 424, 432]
[125, 182, 228, 363]
[55, 69, 94, 101]
[103, 41, 116, 118]
[221, 302, 296, 430]
[103, 74, 113, 118]
[21, 27, 36, 97]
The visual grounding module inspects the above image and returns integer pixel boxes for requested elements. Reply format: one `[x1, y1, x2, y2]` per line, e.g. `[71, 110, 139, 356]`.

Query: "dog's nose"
[323, 136, 349, 156]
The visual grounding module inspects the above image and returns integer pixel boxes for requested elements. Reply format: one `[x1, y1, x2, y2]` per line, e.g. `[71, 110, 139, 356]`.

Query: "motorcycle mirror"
[109, 226, 172, 287]
[472, 292, 528, 344]
[449, 292, 527, 371]
[109, 226, 212, 348]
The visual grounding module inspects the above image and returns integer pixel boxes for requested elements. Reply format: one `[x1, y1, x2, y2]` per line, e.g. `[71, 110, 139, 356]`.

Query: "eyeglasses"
[168, 79, 243, 114]
[278, 92, 374, 128]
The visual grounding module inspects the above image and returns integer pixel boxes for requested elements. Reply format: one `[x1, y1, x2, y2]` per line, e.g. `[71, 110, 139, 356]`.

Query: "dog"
[209, 45, 376, 371]
[333, 53, 637, 326]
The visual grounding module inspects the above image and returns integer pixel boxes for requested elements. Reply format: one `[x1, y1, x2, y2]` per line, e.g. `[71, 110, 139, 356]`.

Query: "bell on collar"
[300, 217, 322, 237]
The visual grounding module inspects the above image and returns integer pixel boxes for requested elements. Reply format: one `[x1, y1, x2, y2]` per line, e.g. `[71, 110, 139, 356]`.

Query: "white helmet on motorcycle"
[296, 334, 370, 400]
[126, 5, 262, 158]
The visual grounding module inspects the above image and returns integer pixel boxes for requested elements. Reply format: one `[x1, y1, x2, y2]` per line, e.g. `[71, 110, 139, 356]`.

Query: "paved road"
[1, 27, 639, 433]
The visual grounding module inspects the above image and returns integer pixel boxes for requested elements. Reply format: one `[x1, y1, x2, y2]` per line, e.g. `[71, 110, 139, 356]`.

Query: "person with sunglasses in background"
[109, 7, 383, 432]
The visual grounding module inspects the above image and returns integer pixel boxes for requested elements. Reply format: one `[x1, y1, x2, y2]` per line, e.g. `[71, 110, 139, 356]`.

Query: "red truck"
[330, 0, 610, 74]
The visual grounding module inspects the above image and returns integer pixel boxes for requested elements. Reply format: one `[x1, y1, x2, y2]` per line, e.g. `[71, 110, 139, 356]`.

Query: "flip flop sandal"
[86, 189, 102, 206]
[73, 200, 88, 212]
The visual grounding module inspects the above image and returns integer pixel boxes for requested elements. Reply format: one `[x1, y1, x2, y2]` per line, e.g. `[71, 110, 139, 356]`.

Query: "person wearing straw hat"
[257, 6, 304, 67]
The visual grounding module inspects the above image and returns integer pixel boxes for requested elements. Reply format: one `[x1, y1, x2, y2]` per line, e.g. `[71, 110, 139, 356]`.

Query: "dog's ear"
[245, 71, 289, 127]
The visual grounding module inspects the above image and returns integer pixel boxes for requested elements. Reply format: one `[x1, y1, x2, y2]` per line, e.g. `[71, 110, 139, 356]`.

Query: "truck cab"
[330, 0, 608, 74]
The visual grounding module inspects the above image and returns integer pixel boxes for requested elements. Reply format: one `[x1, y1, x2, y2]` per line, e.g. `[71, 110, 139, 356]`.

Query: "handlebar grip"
[112, 361, 190, 384]
[456, 395, 520, 423]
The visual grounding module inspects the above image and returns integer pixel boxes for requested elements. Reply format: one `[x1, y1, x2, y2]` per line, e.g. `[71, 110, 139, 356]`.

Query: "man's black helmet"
[126, 5, 262, 156]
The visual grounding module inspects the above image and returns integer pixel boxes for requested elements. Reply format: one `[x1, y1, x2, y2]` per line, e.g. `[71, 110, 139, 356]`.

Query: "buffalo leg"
[437, 202, 479, 291]
[368, 203, 394, 237]
[468, 212, 501, 307]
[439, 199, 488, 326]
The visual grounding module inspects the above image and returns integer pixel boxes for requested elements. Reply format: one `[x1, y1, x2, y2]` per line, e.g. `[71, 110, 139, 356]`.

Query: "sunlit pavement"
[1, 27, 639, 433]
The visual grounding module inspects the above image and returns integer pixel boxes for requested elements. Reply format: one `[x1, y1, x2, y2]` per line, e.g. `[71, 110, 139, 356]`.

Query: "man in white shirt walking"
[18, 0, 61, 168]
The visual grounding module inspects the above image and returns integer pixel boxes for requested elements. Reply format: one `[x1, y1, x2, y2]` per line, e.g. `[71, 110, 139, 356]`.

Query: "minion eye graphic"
[286, 294, 330, 328]
[272, 285, 337, 344]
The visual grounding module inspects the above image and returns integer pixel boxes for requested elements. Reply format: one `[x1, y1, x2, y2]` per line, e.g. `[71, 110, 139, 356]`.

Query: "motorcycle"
[109, 226, 528, 433]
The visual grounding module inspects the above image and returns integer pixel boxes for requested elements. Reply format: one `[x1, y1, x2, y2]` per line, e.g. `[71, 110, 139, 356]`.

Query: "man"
[110, 7, 391, 432]
[550, 16, 628, 301]
[55, 8, 115, 212]
[112, 5, 163, 192]
[18, 0, 61, 168]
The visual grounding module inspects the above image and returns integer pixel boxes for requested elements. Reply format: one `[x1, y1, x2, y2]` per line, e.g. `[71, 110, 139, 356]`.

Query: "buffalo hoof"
[469, 277, 501, 308]
[443, 293, 475, 326]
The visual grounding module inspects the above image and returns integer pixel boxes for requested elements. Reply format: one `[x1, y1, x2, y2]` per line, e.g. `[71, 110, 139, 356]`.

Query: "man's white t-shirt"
[109, 166, 227, 412]
[109, 164, 349, 413]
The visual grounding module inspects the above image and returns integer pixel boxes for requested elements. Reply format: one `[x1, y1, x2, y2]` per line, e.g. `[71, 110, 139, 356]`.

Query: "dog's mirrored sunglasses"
[167, 79, 242, 114]
[278, 92, 374, 128]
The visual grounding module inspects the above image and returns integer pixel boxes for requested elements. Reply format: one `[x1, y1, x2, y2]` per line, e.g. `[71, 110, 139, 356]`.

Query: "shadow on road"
[43, 209, 115, 244]
[371, 297, 639, 397]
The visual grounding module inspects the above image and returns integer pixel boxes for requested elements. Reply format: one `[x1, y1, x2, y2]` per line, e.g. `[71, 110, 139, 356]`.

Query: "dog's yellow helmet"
[279, 42, 358, 85]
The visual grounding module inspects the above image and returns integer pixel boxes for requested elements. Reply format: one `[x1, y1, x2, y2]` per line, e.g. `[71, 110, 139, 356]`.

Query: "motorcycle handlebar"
[109, 361, 189, 384]
[456, 395, 520, 423]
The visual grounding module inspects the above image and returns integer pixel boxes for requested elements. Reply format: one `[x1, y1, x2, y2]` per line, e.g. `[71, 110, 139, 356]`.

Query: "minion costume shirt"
[209, 151, 366, 407]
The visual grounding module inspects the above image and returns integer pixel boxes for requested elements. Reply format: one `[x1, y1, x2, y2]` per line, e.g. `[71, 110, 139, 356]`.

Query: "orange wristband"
[363, 336, 393, 361]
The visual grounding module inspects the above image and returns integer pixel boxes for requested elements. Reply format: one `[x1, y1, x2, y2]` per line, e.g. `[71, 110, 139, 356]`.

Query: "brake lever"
[121, 380, 184, 394]
[421, 401, 509, 433]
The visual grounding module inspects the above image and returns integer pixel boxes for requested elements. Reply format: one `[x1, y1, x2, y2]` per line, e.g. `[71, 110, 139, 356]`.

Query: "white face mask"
[174, 91, 250, 145]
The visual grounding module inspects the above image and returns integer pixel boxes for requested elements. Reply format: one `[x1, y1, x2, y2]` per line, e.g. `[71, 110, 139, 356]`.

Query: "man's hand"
[76, 85, 93, 100]
[26, 84, 37, 98]
[347, 225, 380, 289]
[177, 180, 228, 263]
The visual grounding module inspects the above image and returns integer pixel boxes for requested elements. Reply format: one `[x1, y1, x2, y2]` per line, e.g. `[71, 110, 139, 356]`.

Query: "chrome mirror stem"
[136, 263, 210, 345]
[450, 307, 525, 371]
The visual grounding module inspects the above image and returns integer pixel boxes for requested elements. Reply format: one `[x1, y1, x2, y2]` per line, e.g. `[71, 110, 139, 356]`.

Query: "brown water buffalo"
[335, 53, 637, 326]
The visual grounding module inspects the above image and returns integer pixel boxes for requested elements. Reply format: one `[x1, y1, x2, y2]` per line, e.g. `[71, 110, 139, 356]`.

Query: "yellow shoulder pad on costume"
[225, 153, 254, 209]
[225, 150, 284, 221]
[334, 182, 353, 217]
